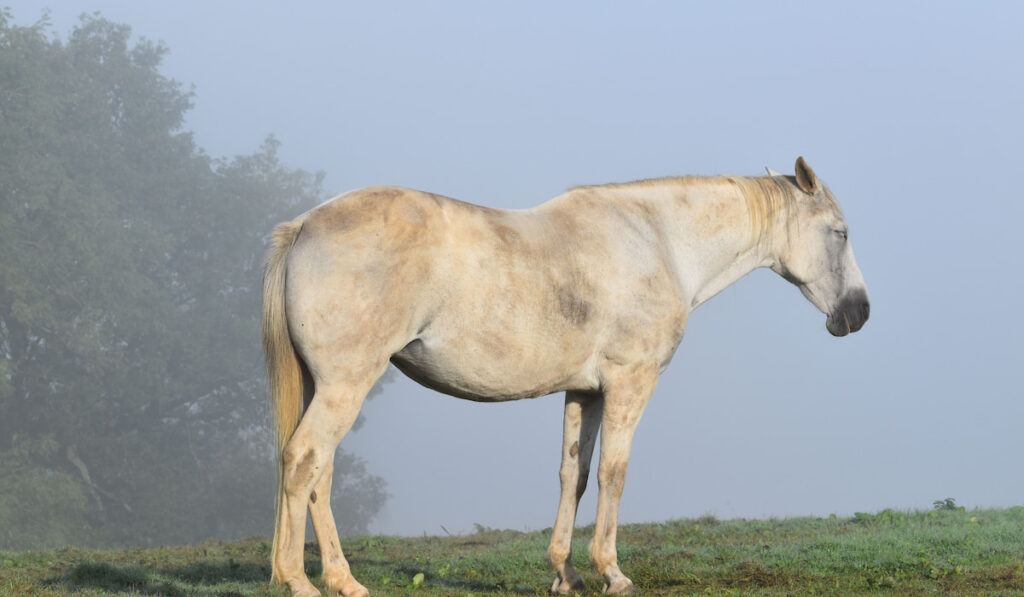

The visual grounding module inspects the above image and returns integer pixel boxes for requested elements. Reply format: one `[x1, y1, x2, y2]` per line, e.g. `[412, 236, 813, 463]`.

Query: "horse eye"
[833, 229, 848, 241]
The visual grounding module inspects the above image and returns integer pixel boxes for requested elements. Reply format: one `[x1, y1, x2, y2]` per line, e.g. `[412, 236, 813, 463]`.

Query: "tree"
[0, 11, 387, 548]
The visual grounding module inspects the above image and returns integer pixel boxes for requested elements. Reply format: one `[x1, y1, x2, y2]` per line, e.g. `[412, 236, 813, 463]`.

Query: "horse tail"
[263, 219, 305, 582]
[262, 219, 304, 470]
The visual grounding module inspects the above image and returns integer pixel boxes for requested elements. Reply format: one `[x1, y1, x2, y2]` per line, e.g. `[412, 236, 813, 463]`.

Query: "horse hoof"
[551, 576, 585, 595]
[324, 576, 369, 597]
[602, 578, 636, 595]
[340, 581, 370, 597]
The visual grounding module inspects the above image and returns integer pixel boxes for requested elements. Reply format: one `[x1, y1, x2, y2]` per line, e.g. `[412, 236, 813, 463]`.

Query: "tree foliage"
[0, 11, 387, 548]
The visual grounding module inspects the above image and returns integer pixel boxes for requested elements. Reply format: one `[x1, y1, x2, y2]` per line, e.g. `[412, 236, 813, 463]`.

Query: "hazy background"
[7, 1, 1021, 539]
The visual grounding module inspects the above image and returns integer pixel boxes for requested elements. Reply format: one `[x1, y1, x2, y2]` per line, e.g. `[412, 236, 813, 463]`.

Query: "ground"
[3, 507, 1023, 596]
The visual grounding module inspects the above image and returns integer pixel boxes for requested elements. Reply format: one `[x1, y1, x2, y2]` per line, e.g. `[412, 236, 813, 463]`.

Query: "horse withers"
[262, 157, 869, 596]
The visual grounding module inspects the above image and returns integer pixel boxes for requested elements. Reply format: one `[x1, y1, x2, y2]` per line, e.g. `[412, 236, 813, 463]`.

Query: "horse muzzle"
[826, 289, 870, 337]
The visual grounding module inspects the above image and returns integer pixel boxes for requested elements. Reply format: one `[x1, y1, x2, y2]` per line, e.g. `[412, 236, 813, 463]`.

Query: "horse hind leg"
[309, 458, 368, 597]
[547, 391, 602, 595]
[273, 372, 382, 597]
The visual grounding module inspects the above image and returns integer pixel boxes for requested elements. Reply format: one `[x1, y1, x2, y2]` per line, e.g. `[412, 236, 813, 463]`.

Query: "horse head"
[771, 157, 870, 337]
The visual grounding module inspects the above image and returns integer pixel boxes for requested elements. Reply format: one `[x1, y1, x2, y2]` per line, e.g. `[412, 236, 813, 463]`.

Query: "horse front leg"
[589, 363, 658, 595]
[547, 391, 602, 595]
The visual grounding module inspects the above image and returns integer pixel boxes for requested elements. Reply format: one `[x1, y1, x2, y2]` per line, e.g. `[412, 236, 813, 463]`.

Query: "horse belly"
[389, 329, 597, 402]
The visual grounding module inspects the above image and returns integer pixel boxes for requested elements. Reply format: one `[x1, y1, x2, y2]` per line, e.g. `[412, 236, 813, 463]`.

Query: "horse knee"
[559, 456, 591, 498]
[597, 460, 628, 497]
[546, 544, 570, 569]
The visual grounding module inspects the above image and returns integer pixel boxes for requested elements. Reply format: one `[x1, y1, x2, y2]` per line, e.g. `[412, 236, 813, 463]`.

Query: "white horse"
[262, 157, 869, 596]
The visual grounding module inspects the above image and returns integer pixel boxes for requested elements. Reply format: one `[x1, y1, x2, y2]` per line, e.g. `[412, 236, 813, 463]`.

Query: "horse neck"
[651, 177, 785, 309]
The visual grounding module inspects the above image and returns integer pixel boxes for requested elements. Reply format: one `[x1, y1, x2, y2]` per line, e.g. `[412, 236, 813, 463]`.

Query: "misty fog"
[2, 2, 1022, 550]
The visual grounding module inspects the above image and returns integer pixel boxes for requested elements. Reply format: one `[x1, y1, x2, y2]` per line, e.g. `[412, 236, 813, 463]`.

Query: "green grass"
[2, 507, 1024, 596]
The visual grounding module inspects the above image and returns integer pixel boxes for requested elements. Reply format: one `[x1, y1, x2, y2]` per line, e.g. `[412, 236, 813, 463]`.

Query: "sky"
[10, 1, 1024, 537]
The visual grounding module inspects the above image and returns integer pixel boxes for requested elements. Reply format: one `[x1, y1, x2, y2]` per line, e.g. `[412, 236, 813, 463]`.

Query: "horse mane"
[571, 174, 804, 250]
[726, 176, 798, 250]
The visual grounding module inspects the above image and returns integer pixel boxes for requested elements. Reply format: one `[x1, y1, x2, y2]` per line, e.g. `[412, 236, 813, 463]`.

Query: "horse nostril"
[861, 301, 870, 320]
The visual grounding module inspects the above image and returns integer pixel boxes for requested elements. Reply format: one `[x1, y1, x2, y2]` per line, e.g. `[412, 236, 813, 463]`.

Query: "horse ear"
[765, 167, 783, 176]
[794, 156, 819, 194]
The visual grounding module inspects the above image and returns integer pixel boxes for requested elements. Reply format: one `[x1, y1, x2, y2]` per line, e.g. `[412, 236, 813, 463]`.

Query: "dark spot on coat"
[286, 449, 318, 491]
[570, 441, 579, 457]
[310, 490, 317, 504]
[491, 223, 522, 246]
[557, 288, 591, 325]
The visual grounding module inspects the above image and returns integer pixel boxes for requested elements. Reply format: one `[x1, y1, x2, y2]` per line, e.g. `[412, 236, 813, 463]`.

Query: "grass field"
[3, 506, 1023, 596]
